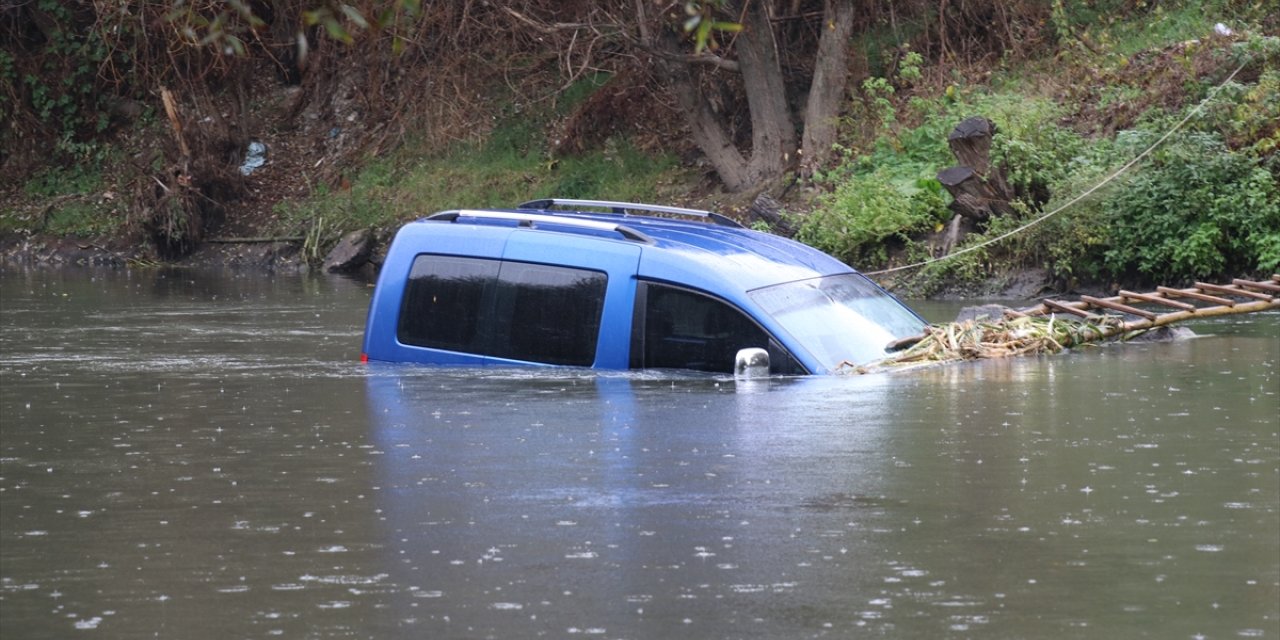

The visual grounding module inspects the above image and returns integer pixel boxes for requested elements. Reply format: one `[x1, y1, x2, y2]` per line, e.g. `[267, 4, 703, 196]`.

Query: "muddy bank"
[911, 267, 1061, 300]
[0, 233, 136, 268]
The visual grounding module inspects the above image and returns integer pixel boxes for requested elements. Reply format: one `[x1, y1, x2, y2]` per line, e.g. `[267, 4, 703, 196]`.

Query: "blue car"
[361, 199, 926, 375]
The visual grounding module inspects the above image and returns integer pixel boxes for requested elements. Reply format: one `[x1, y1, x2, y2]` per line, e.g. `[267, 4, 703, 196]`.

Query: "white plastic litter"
[240, 141, 267, 175]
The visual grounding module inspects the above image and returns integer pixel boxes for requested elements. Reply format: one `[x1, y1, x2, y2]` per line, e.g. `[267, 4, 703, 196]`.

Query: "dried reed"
[844, 315, 1125, 374]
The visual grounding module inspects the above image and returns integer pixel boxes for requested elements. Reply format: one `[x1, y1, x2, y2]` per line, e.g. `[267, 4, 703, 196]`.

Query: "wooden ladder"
[1010, 275, 1280, 333]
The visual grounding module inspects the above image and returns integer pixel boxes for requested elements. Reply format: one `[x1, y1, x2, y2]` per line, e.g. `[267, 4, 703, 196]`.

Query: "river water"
[1, 267, 1276, 639]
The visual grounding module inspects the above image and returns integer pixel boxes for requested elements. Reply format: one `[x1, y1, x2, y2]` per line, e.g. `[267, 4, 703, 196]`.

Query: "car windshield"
[748, 273, 926, 369]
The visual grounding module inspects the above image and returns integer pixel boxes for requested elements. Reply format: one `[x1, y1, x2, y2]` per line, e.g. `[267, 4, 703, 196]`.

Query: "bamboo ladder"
[1008, 274, 1280, 336]
[865, 275, 1279, 372]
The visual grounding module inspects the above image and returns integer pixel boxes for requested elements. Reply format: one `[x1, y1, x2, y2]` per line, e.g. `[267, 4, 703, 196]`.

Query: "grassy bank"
[267, 124, 690, 264]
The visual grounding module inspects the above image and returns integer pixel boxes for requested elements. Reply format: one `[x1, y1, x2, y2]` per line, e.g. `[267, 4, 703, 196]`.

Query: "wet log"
[1080, 295, 1158, 320]
[1156, 286, 1234, 306]
[747, 193, 796, 237]
[1234, 277, 1280, 294]
[1195, 281, 1273, 301]
[1117, 290, 1197, 312]
[936, 167, 1015, 221]
[1112, 297, 1278, 332]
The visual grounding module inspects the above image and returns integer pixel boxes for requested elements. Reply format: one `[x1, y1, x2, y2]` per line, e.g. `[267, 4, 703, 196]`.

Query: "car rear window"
[398, 255, 498, 354]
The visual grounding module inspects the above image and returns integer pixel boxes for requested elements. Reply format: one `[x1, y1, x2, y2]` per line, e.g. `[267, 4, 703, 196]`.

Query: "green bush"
[1200, 36, 1279, 157]
[1100, 131, 1280, 282]
[799, 170, 948, 268]
[992, 116, 1085, 202]
[810, 88, 1082, 275]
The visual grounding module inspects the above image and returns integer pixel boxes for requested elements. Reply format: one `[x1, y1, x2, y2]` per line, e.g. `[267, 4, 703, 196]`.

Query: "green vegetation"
[802, 87, 1086, 283]
[797, 170, 947, 268]
[24, 163, 103, 200]
[1069, 0, 1245, 57]
[1, 146, 126, 236]
[812, 16, 1279, 294]
[19, 1, 111, 136]
[1102, 131, 1280, 280]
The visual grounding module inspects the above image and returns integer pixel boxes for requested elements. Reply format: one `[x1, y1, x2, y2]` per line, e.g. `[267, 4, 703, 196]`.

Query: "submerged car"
[361, 199, 926, 375]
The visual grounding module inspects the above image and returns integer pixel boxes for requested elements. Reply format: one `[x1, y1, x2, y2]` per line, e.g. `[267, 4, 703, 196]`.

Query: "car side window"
[492, 262, 607, 366]
[631, 282, 803, 374]
[398, 255, 499, 353]
[398, 254, 606, 366]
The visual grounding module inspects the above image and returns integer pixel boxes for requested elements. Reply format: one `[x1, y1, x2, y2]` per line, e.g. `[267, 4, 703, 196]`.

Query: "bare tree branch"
[502, 6, 592, 34]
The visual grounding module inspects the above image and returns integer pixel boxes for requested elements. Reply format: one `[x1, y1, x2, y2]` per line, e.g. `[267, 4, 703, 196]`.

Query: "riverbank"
[0, 230, 310, 271]
[3, 5, 1275, 296]
[0, 226, 1069, 302]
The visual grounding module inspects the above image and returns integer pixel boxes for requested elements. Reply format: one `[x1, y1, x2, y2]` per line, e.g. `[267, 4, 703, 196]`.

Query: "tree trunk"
[800, 0, 856, 177]
[270, 0, 305, 84]
[651, 30, 752, 190]
[641, 0, 801, 193]
[735, 2, 797, 188]
[637, 0, 867, 192]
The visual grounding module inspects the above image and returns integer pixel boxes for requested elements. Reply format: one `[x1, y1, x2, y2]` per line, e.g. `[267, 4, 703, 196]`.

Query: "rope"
[864, 55, 1251, 277]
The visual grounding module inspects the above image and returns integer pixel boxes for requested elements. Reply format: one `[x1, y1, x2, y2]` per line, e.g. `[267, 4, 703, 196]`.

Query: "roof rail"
[518, 198, 744, 228]
[428, 210, 653, 244]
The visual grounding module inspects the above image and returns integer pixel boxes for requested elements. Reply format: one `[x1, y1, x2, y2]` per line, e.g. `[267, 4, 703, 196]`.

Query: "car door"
[495, 230, 642, 369]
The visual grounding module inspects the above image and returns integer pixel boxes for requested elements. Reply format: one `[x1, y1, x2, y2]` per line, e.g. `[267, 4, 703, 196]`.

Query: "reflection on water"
[1, 268, 1277, 639]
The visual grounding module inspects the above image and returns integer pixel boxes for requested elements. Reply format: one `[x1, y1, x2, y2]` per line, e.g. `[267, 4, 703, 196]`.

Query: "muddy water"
[1, 268, 1276, 639]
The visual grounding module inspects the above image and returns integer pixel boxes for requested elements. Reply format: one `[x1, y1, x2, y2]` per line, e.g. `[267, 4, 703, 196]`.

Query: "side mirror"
[734, 347, 770, 378]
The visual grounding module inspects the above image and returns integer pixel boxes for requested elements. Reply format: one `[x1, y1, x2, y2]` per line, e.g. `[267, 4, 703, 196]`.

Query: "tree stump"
[937, 117, 1016, 223]
[947, 117, 998, 175]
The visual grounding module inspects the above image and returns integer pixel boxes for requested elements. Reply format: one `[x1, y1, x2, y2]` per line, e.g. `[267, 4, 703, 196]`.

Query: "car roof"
[416, 199, 855, 292]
